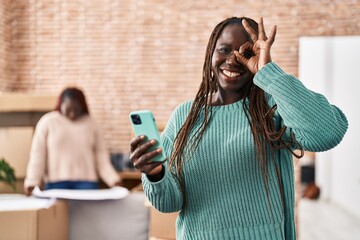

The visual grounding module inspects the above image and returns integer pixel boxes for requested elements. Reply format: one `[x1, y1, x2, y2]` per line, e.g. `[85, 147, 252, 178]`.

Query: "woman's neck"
[211, 90, 246, 106]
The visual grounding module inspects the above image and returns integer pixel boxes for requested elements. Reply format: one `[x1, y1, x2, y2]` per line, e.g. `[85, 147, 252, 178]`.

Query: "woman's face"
[211, 24, 253, 96]
[60, 97, 83, 121]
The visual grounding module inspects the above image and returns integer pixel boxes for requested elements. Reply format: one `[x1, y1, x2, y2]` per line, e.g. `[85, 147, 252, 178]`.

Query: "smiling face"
[211, 23, 254, 103]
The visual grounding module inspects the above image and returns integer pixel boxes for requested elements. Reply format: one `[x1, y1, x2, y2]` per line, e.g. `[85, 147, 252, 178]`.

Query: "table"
[119, 171, 142, 190]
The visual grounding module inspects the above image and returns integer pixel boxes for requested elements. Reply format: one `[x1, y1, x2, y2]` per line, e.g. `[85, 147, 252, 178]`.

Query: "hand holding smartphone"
[129, 110, 166, 162]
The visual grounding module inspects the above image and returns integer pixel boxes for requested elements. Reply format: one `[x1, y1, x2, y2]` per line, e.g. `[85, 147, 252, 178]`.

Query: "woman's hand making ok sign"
[234, 17, 277, 74]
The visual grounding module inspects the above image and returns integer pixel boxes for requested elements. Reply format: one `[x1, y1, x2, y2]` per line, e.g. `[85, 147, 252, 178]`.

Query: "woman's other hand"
[25, 186, 35, 196]
[129, 135, 166, 177]
[113, 180, 124, 187]
[235, 17, 277, 74]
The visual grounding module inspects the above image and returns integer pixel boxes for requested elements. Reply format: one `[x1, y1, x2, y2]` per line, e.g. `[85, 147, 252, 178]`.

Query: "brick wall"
[1, 0, 360, 153]
[0, 0, 13, 90]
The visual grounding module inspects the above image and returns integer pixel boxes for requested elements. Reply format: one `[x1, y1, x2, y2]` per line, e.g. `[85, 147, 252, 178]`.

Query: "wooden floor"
[299, 199, 360, 240]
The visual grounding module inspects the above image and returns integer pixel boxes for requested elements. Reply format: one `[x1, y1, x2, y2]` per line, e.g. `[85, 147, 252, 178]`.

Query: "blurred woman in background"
[24, 87, 121, 195]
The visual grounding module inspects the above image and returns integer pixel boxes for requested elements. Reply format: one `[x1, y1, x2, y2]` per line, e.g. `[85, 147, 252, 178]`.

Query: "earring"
[210, 73, 217, 92]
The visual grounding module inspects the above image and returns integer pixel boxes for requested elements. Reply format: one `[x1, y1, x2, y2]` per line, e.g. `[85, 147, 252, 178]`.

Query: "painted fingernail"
[150, 139, 156, 144]
[157, 148, 163, 153]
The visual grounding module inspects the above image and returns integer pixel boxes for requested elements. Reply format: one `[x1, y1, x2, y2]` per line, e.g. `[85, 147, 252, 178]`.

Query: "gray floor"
[299, 199, 360, 240]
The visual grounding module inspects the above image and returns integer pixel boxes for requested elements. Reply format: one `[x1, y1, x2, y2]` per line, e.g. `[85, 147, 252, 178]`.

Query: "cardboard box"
[0, 199, 68, 240]
[0, 127, 34, 179]
[149, 207, 178, 240]
[0, 180, 25, 194]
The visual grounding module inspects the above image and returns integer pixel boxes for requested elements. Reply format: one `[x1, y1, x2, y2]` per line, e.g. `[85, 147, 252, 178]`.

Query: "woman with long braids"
[130, 17, 348, 239]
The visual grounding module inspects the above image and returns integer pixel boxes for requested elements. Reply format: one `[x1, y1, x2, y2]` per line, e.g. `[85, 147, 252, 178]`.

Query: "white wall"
[299, 36, 360, 218]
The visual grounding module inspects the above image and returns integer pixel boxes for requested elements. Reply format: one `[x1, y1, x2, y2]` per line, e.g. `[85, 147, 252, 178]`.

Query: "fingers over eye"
[235, 42, 253, 64]
[234, 51, 247, 65]
[238, 42, 253, 55]
[242, 19, 258, 43]
[258, 17, 267, 41]
[267, 25, 277, 45]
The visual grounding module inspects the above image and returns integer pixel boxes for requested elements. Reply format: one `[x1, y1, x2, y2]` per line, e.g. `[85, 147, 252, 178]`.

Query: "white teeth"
[223, 70, 241, 78]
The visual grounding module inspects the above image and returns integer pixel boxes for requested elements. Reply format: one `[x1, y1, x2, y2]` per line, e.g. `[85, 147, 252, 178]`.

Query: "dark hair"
[169, 17, 303, 207]
[54, 87, 90, 115]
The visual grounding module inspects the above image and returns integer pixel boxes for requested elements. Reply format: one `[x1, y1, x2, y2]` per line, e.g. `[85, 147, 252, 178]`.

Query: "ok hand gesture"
[234, 17, 277, 74]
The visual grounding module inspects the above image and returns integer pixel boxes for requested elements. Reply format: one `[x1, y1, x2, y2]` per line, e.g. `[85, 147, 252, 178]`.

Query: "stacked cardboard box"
[0, 199, 68, 240]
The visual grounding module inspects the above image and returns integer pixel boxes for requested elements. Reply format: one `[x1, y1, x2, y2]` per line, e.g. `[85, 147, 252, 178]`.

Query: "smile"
[222, 69, 241, 78]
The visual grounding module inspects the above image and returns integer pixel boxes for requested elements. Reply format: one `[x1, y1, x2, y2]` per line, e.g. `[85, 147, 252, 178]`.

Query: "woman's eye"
[218, 48, 230, 54]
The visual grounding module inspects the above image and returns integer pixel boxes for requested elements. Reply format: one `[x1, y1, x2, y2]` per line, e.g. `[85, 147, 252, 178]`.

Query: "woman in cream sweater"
[24, 87, 121, 195]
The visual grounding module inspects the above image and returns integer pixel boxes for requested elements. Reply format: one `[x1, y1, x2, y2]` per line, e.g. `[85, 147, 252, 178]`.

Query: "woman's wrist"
[147, 165, 165, 182]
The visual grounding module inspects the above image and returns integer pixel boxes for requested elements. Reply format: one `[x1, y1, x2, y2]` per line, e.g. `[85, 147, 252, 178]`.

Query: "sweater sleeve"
[24, 116, 48, 188]
[141, 103, 191, 213]
[94, 122, 120, 187]
[141, 136, 183, 213]
[253, 62, 348, 152]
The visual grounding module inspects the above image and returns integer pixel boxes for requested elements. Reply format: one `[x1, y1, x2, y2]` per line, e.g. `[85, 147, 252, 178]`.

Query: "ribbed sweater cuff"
[253, 62, 285, 91]
[142, 167, 168, 193]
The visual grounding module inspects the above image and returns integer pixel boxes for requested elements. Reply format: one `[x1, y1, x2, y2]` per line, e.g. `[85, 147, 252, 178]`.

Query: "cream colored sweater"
[24, 111, 120, 188]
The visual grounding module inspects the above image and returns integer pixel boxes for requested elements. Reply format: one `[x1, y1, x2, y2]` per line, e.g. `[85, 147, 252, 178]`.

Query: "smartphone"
[129, 110, 166, 162]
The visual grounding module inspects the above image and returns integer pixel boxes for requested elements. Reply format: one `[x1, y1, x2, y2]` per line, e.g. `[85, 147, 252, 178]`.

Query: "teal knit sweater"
[142, 62, 348, 239]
